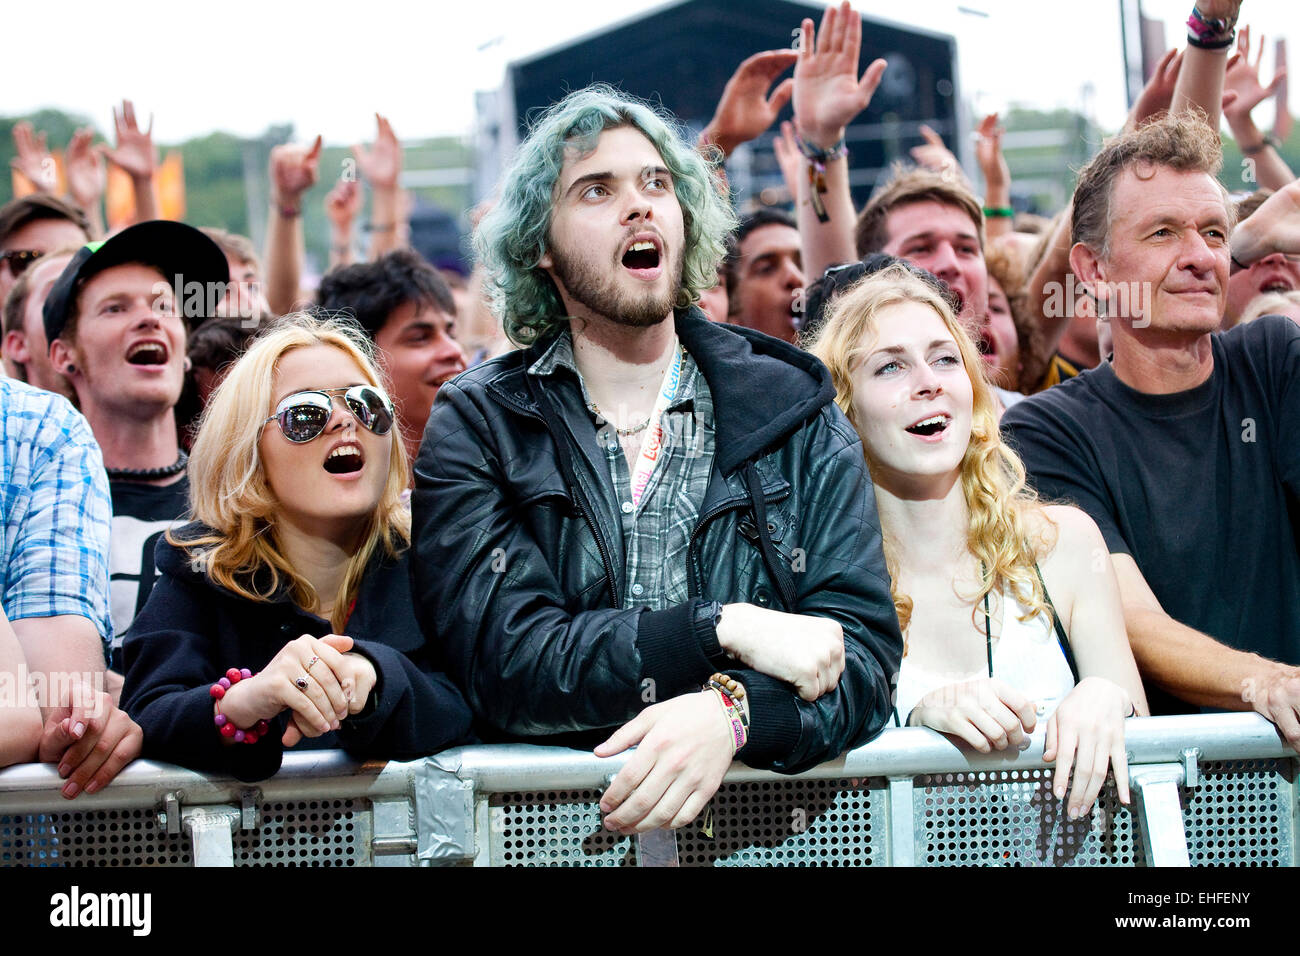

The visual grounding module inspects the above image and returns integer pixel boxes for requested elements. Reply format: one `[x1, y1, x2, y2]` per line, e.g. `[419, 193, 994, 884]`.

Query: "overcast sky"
[7, 1, 1297, 148]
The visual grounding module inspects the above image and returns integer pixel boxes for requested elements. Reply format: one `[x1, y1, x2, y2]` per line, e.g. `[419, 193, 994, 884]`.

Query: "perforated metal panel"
[0, 811, 192, 866]
[914, 770, 1140, 866]
[490, 779, 883, 866]
[235, 799, 370, 866]
[1184, 759, 1293, 866]
[491, 789, 631, 866]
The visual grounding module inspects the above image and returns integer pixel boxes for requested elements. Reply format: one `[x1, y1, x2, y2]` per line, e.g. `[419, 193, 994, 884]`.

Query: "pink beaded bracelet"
[210, 668, 270, 744]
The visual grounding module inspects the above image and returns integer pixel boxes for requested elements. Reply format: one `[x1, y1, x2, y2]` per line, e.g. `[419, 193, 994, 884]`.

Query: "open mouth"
[126, 342, 168, 366]
[323, 444, 364, 475]
[905, 414, 951, 437]
[1261, 279, 1295, 294]
[621, 239, 661, 273]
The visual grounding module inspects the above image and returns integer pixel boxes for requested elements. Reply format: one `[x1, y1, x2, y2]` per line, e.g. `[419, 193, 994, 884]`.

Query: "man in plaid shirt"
[1, 376, 141, 793]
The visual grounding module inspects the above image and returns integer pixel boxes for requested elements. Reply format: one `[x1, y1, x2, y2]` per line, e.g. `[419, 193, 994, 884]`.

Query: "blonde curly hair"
[806, 264, 1055, 636]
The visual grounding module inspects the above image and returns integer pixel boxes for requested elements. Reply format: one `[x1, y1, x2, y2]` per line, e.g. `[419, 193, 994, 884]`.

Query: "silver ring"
[295, 676, 309, 691]
[305, 655, 320, 671]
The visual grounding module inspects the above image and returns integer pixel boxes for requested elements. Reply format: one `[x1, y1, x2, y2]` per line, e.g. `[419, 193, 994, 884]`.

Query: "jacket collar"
[484, 307, 834, 476]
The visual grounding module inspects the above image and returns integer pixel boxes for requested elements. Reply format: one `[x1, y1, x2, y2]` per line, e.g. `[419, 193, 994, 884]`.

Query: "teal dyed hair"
[474, 85, 736, 347]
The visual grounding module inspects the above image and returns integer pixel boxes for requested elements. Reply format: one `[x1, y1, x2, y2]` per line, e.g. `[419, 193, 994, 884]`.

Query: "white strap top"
[894, 587, 1077, 726]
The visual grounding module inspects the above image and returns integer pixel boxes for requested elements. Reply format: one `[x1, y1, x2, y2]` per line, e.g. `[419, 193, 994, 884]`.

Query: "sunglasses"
[0, 249, 42, 277]
[263, 385, 395, 444]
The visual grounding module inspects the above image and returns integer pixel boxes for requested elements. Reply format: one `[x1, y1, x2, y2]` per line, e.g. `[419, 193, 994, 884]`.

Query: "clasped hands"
[217, 634, 377, 747]
[595, 603, 844, 834]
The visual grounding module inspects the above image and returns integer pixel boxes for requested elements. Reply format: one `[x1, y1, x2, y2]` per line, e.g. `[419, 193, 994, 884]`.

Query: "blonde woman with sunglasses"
[122, 314, 470, 781]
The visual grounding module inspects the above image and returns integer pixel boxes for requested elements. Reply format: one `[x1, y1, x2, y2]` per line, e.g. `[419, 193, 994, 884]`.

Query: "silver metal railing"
[0, 713, 1292, 867]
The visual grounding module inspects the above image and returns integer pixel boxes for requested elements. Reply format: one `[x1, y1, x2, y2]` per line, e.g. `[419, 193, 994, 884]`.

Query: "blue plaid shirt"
[0, 378, 113, 649]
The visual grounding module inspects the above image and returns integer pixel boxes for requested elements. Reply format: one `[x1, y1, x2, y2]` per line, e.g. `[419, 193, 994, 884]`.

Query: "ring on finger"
[305, 655, 320, 671]
[295, 676, 309, 691]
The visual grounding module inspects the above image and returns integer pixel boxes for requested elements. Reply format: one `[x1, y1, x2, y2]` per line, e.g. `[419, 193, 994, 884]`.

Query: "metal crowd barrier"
[0, 713, 1291, 867]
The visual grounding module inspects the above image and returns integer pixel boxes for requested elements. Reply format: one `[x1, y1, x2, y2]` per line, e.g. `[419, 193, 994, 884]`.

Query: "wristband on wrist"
[795, 134, 848, 225]
[706, 685, 747, 753]
[1186, 5, 1236, 49]
[1241, 135, 1280, 156]
[275, 203, 301, 219]
[211, 667, 271, 744]
[982, 206, 1015, 218]
[365, 222, 396, 233]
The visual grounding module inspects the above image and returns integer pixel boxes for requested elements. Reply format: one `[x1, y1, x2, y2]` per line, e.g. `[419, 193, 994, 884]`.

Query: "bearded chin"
[549, 245, 684, 327]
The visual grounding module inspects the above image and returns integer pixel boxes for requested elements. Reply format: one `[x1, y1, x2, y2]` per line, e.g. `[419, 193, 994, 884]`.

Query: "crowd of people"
[0, 0, 1297, 840]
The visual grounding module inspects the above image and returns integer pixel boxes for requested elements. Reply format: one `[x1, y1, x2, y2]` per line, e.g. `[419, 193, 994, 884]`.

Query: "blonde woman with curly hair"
[808, 264, 1146, 820]
[122, 314, 471, 781]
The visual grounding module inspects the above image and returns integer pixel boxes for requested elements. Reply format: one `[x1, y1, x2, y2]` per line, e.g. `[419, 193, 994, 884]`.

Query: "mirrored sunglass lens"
[346, 387, 393, 434]
[277, 396, 331, 442]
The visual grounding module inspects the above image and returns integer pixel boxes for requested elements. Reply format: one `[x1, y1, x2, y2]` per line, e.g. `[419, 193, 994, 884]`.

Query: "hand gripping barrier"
[0, 714, 1292, 867]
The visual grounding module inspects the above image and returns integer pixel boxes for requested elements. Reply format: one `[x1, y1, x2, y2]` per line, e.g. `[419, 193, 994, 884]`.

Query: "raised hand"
[909, 677, 1038, 753]
[325, 177, 362, 232]
[716, 603, 844, 702]
[65, 127, 106, 210]
[974, 113, 1009, 192]
[269, 134, 322, 210]
[700, 49, 798, 158]
[909, 124, 963, 181]
[1043, 676, 1133, 819]
[10, 121, 56, 192]
[595, 691, 736, 833]
[1275, 38, 1292, 143]
[1224, 26, 1288, 124]
[792, 0, 887, 150]
[99, 100, 156, 181]
[1128, 48, 1184, 130]
[352, 114, 402, 190]
[771, 120, 802, 203]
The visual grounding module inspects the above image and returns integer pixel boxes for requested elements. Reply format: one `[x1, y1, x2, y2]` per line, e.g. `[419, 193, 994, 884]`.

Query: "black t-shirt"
[108, 475, 190, 666]
[1002, 316, 1300, 709]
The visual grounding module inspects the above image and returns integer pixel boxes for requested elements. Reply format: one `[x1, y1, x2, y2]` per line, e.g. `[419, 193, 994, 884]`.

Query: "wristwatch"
[693, 600, 725, 661]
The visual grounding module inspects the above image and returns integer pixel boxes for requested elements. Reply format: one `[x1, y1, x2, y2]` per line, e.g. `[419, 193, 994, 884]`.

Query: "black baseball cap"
[43, 220, 229, 345]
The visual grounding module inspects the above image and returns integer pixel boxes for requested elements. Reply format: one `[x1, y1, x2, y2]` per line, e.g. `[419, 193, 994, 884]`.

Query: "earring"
[183, 356, 193, 372]
[65, 364, 76, 374]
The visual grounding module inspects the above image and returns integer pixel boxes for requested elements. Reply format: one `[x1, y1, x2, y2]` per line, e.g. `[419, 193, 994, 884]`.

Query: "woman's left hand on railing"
[1044, 676, 1133, 820]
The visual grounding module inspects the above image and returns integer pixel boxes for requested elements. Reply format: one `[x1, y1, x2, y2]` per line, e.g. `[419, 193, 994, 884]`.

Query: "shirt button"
[621, 501, 633, 514]
[631, 583, 644, 596]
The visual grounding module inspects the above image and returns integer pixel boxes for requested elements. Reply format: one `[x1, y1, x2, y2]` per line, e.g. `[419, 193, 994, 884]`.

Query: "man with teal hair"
[413, 85, 901, 837]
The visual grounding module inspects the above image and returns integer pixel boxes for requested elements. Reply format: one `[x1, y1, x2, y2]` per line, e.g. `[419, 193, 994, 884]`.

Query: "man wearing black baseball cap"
[45, 220, 228, 661]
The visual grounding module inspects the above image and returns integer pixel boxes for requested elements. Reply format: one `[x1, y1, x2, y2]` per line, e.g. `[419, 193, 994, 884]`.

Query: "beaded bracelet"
[210, 668, 271, 744]
[708, 673, 749, 730]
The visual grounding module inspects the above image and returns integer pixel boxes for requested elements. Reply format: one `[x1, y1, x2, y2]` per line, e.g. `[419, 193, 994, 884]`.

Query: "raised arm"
[9, 121, 56, 193]
[698, 50, 797, 160]
[263, 134, 321, 316]
[100, 100, 158, 224]
[974, 115, 1013, 240]
[1171, 0, 1243, 128]
[353, 114, 404, 261]
[791, 0, 887, 283]
[1231, 176, 1300, 265]
[324, 177, 362, 271]
[1224, 26, 1295, 191]
[65, 128, 106, 239]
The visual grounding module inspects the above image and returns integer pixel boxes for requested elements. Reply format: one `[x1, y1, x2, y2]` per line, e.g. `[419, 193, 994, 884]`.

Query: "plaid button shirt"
[0, 378, 113, 647]
[531, 330, 715, 610]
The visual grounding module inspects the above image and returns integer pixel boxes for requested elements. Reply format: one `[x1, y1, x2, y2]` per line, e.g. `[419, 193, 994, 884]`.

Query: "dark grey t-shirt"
[1002, 316, 1300, 709]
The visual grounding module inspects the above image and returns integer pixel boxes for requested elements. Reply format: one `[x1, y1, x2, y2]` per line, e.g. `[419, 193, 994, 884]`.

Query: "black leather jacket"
[412, 309, 902, 773]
